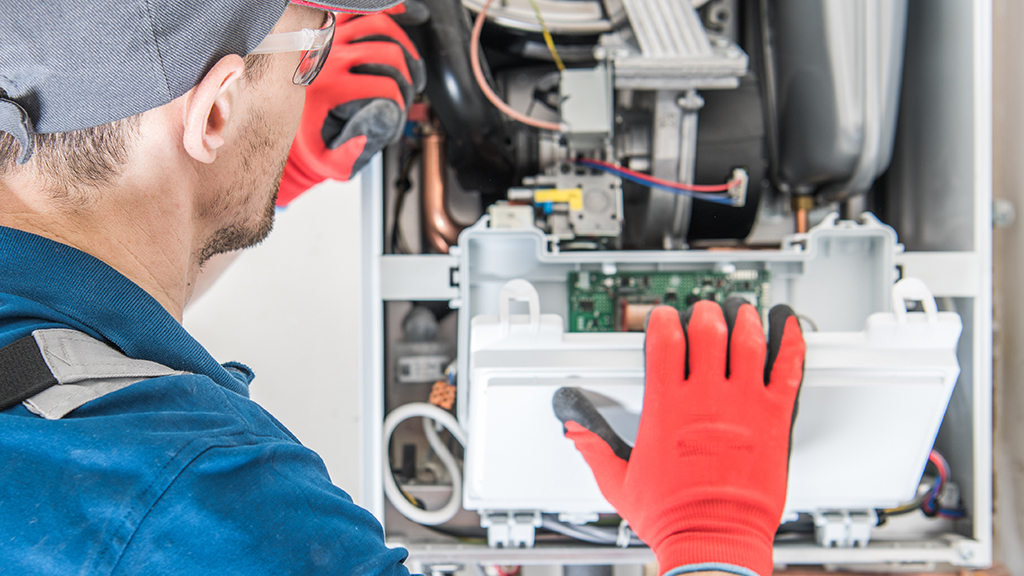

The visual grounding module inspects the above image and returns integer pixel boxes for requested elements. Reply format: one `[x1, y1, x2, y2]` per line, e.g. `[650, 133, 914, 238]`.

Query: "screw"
[994, 198, 1016, 228]
[677, 91, 705, 111]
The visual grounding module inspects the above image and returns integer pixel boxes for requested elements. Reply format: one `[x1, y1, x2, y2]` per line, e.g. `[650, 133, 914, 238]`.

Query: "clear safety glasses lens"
[294, 16, 334, 86]
[250, 11, 336, 86]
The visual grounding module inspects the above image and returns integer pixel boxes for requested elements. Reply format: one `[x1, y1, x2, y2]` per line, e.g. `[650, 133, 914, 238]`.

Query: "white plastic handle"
[498, 279, 541, 335]
[891, 277, 938, 324]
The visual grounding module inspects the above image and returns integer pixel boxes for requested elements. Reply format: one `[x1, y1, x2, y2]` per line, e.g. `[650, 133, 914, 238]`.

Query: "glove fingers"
[312, 72, 406, 120]
[325, 98, 404, 150]
[333, 12, 426, 93]
[386, 0, 431, 24]
[765, 304, 805, 396]
[341, 40, 412, 83]
[316, 88, 401, 149]
[351, 63, 414, 111]
[722, 297, 767, 384]
[337, 101, 402, 173]
[564, 421, 628, 507]
[686, 301, 729, 381]
[285, 98, 400, 198]
[643, 306, 686, 410]
[334, 13, 423, 61]
[338, 41, 415, 107]
[553, 387, 632, 461]
[350, 35, 427, 93]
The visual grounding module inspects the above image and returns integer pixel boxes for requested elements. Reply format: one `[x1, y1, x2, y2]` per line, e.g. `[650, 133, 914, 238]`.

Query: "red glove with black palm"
[553, 298, 805, 576]
[278, 6, 426, 207]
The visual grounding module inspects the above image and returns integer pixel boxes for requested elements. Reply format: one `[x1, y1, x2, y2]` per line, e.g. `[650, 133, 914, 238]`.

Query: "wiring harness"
[576, 158, 749, 206]
[881, 449, 967, 520]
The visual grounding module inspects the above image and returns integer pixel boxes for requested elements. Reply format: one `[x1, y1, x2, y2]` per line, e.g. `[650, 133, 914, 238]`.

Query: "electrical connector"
[937, 480, 961, 511]
[728, 167, 749, 207]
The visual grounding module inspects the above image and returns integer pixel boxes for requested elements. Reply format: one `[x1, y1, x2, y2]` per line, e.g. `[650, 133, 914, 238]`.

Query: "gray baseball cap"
[0, 0, 403, 164]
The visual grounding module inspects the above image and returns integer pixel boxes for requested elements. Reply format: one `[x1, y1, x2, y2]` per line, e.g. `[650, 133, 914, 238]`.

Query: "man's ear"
[182, 54, 246, 164]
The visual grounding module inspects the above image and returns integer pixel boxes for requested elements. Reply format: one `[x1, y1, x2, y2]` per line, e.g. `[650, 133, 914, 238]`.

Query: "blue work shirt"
[0, 226, 411, 576]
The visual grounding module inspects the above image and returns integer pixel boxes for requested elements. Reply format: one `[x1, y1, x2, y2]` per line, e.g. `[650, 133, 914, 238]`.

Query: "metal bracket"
[641, 89, 705, 249]
[480, 511, 542, 548]
[810, 509, 877, 548]
[380, 254, 460, 301]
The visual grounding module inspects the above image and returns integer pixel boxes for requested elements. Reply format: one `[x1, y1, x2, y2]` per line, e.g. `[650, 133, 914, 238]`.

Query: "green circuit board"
[568, 269, 771, 333]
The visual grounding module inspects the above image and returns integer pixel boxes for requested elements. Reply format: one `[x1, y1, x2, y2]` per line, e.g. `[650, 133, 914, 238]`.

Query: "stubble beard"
[195, 177, 280, 267]
[195, 110, 288, 267]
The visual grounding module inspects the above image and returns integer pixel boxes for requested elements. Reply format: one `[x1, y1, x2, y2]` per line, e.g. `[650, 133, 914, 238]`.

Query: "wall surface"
[993, 0, 1024, 571]
[183, 178, 367, 503]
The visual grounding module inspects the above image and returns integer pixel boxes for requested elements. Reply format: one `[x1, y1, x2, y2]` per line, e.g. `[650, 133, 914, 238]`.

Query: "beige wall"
[184, 178, 368, 504]
[993, 0, 1024, 570]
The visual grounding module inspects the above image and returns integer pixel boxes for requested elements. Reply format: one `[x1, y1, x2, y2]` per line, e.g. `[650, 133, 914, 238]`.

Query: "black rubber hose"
[402, 0, 517, 198]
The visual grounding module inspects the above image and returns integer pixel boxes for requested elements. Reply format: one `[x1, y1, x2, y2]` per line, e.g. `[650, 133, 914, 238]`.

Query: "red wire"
[579, 158, 741, 192]
[928, 450, 949, 484]
[922, 450, 949, 515]
[470, 0, 562, 131]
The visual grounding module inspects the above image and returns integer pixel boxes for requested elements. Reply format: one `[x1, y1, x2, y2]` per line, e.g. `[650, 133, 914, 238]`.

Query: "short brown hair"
[0, 116, 141, 200]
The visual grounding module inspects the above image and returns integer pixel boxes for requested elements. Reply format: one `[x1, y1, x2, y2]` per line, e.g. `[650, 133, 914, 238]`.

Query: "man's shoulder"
[0, 370, 333, 573]
[0, 370, 296, 479]
[55, 369, 291, 441]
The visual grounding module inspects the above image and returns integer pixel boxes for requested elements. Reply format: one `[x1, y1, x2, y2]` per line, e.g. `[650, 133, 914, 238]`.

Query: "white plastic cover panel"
[464, 279, 961, 516]
[458, 219, 961, 517]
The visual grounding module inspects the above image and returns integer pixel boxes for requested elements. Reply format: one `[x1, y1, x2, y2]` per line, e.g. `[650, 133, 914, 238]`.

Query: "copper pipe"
[792, 195, 814, 234]
[421, 131, 464, 253]
[795, 209, 808, 234]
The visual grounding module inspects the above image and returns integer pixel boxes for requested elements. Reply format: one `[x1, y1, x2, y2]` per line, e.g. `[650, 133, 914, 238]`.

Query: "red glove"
[553, 298, 805, 576]
[278, 10, 426, 207]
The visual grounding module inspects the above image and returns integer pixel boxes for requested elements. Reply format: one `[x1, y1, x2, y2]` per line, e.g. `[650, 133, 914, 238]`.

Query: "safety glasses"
[251, 11, 336, 86]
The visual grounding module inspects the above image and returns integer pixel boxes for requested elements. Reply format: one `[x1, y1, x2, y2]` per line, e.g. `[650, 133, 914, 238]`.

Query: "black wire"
[422, 523, 488, 541]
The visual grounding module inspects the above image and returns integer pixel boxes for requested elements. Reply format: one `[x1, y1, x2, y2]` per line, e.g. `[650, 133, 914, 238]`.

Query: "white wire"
[382, 402, 467, 526]
[541, 517, 612, 543]
[540, 517, 645, 546]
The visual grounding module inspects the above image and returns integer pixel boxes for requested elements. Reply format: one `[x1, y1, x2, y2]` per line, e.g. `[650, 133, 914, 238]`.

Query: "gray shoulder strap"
[22, 329, 185, 420]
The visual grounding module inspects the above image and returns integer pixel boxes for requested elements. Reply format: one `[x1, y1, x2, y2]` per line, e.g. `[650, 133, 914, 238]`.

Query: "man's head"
[0, 0, 401, 319]
[0, 51, 270, 202]
[0, 1, 401, 154]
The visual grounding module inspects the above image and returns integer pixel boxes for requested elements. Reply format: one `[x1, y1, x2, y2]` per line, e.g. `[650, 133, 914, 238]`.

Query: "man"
[0, 1, 805, 575]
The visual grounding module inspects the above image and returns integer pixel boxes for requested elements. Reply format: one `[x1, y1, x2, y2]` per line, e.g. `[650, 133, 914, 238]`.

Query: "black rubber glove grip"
[766, 303, 800, 384]
[552, 387, 632, 462]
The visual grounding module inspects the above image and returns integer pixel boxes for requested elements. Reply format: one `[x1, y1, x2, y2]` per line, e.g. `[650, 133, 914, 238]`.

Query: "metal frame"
[359, 0, 994, 567]
[968, 0, 994, 562]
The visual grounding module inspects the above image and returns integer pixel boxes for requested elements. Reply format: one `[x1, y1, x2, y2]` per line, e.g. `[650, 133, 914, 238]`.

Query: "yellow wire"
[526, 0, 566, 71]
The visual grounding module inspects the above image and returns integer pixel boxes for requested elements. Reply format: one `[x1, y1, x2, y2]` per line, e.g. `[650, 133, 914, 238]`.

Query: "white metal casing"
[362, 0, 993, 567]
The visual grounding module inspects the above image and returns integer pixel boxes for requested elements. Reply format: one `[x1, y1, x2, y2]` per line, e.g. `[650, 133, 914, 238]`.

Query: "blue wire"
[577, 161, 739, 206]
[920, 459, 967, 519]
[587, 163, 737, 205]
